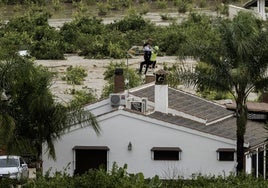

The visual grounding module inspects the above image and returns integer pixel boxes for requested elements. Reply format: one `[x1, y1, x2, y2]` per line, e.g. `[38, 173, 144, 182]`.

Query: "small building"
[243, 0, 267, 20]
[42, 69, 268, 179]
[229, 0, 267, 20]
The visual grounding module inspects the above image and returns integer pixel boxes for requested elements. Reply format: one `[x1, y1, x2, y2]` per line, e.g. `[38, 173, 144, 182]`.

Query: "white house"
[42, 69, 268, 179]
[243, 0, 267, 20]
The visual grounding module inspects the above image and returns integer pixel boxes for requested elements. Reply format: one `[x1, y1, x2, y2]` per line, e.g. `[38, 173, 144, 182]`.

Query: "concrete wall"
[229, 5, 262, 19]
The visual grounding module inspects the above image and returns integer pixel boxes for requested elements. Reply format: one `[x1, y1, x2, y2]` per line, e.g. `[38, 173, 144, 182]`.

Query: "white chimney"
[154, 70, 168, 113]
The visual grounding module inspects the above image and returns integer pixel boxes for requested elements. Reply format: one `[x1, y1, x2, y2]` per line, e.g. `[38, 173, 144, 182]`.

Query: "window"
[73, 146, 110, 175]
[217, 148, 235, 161]
[151, 147, 181, 161]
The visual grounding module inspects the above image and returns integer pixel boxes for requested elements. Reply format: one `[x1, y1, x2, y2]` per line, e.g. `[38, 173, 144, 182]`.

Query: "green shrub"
[0, 178, 20, 188]
[64, 66, 88, 85]
[199, 0, 207, 8]
[156, 0, 167, 9]
[109, 13, 148, 32]
[59, 22, 80, 53]
[69, 89, 98, 107]
[101, 61, 142, 98]
[97, 2, 111, 16]
[175, 0, 189, 13]
[108, 0, 132, 10]
[216, 3, 229, 16]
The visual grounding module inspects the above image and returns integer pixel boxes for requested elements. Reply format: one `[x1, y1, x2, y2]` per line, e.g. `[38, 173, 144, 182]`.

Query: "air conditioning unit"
[125, 97, 134, 108]
[130, 101, 146, 113]
[110, 93, 126, 107]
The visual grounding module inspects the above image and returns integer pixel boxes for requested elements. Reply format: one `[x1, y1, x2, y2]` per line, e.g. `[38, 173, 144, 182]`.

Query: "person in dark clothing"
[139, 42, 152, 74]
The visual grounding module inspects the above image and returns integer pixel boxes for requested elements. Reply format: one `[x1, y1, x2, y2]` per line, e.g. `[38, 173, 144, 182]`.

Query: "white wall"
[42, 110, 236, 179]
[229, 5, 263, 20]
[245, 153, 252, 174]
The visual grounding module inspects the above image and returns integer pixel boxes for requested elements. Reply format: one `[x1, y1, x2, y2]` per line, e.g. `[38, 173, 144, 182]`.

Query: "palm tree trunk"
[236, 129, 245, 173]
[236, 99, 247, 173]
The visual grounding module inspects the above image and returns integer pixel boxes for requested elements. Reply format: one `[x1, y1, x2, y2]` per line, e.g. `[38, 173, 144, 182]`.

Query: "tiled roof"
[148, 111, 267, 147]
[129, 84, 267, 147]
[130, 85, 233, 123]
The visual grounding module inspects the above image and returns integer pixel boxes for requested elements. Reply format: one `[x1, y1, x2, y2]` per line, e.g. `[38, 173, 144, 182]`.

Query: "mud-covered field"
[36, 54, 195, 102]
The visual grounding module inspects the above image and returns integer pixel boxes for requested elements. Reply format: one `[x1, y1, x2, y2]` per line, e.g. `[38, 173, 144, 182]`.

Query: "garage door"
[73, 146, 109, 175]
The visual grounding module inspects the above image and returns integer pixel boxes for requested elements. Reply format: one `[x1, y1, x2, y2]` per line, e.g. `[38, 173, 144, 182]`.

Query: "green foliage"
[22, 163, 162, 188]
[30, 26, 65, 59]
[64, 65, 88, 85]
[69, 89, 98, 107]
[2, 165, 268, 187]
[176, 13, 220, 58]
[0, 1, 261, 62]
[163, 63, 181, 89]
[0, 0, 45, 5]
[196, 0, 207, 8]
[101, 61, 142, 98]
[177, 12, 268, 172]
[0, 31, 31, 60]
[97, 2, 111, 16]
[109, 13, 148, 32]
[0, 10, 66, 60]
[59, 22, 79, 53]
[175, 0, 189, 13]
[216, 3, 229, 15]
[108, 0, 132, 10]
[197, 90, 233, 100]
[156, 0, 168, 9]
[0, 57, 99, 162]
[0, 4, 226, 60]
[0, 178, 22, 188]
[108, 41, 126, 59]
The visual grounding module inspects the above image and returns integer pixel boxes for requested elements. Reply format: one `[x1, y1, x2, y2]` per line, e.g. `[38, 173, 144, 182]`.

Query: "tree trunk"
[236, 130, 244, 173]
[236, 99, 247, 173]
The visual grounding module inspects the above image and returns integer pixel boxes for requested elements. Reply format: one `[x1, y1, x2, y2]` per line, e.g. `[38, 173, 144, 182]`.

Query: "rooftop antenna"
[125, 50, 130, 97]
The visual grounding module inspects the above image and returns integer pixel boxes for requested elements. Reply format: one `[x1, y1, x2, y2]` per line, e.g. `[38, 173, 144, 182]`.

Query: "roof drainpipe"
[154, 69, 168, 113]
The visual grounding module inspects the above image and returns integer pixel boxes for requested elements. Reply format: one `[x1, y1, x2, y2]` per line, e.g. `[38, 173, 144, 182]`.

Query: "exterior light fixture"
[128, 142, 132, 151]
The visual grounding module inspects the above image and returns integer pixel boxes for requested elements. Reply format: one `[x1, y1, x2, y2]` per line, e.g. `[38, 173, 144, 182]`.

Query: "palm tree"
[178, 12, 268, 173]
[0, 56, 99, 167]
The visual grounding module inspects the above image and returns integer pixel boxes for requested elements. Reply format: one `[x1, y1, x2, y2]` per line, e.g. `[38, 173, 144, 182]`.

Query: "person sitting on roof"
[139, 42, 152, 74]
[139, 45, 159, 75]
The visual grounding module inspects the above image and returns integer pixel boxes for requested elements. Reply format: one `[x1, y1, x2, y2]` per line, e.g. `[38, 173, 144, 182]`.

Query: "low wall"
[228, 5, 253, 19]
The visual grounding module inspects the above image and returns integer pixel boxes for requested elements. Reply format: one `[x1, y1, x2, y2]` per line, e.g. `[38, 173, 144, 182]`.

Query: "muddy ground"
[35, 54, 196, 103]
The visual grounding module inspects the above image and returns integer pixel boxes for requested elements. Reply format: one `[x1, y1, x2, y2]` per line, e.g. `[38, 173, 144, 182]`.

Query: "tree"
[0, 56, 99, 166]
[177, 12, 268, 173]
[101, 61, 142, 98]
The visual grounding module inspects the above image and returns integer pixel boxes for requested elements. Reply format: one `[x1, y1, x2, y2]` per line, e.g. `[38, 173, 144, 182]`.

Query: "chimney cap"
[155, 69, 167, 85]
[114, 68, 123, 75]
